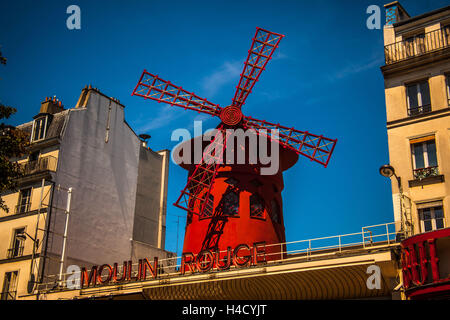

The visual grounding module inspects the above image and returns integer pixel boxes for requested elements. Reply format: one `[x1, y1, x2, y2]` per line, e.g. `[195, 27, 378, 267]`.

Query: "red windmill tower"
[132, 27, 337, 263]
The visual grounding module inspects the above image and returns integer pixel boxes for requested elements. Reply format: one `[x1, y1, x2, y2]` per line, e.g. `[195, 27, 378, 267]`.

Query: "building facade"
[381, 2, 450, 299]
[0, 86, 173, 299]
[8, 1, 450, 302]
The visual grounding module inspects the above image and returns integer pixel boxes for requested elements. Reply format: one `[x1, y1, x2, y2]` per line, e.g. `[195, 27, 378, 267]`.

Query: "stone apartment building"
[0, 86, 173, 299]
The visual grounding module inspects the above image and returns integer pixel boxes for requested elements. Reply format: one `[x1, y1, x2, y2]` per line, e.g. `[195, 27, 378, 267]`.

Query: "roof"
[16, 109, 70, 142]
[393, 5, 450, 27]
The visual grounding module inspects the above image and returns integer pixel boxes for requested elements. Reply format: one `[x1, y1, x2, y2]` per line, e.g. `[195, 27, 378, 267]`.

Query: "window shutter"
[410, 135, 434, 144]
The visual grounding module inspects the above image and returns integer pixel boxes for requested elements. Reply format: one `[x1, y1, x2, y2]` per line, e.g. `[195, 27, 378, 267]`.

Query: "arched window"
[270, 199, 281, 224]
[223, 190, 239, 216]
[250, 193, 265, 219]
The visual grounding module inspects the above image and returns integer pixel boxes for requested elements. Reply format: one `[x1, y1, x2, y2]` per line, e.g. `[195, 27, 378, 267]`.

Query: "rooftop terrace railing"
[36, 221, 404, 293]
[384, 26, 450, 65]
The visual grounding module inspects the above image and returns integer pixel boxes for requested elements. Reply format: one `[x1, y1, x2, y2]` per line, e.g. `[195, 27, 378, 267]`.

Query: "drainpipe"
[58, 187, 72, 287]
[157, 150, 169, 249]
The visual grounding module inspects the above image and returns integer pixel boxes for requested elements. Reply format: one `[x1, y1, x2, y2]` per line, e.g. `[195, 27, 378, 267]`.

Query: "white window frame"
[30, 116, 48, 142]
[17, 187, 32, 214]
[411, 140, 434, 170]
[419, 206, 445, 233]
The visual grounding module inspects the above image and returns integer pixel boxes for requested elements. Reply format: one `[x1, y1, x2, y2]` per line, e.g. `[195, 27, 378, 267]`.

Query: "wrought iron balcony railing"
[413, 166, 439, 180]
[384, 26, 450, 65]
[15, 202, 31, 214]
[7, 246, 24, 259]
[408, 104, 432, 116]
[18, 155, 57, 176]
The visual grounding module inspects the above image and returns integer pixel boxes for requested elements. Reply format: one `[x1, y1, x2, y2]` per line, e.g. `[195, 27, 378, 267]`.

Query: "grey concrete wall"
[131, 240, 176, 273]
[46, 90, 140, 271]
[132, 147, 164, 247]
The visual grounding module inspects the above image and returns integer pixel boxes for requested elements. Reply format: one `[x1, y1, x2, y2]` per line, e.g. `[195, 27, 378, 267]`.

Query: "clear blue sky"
[1, 0, 447, 256]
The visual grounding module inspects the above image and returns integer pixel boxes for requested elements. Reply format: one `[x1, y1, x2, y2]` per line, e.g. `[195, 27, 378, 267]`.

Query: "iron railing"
[413, 166, 439, 180]
[18, 155, 57, 176]
[37, 221, 403, 292]
[7, 246, 24, 259]
[0, 291, 17, 300]
[384, 26, 450, 64]
[15, 202, 31, 214]
[408, 104, 431, 116]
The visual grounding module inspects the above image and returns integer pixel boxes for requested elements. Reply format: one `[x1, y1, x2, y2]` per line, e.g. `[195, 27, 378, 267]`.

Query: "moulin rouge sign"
[80, 242, 267, 288]
[401, 228, 450, 293]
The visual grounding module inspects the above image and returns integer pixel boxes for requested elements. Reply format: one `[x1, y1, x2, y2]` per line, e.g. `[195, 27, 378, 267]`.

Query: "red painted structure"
[401, 227, 450, 299]
[132, 27, 337, 260]
[176, 135, 299, 259]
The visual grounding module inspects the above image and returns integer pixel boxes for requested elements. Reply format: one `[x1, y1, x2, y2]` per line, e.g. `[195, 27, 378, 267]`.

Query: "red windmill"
[132, 27, 337, 263]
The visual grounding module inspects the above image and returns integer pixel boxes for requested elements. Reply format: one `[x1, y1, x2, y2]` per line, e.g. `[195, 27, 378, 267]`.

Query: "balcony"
[18, 155, 57, 177]
[414, 166, 439, 180]
[407, 104, 431, 117]
[409, 166, 445, 188]
[384, 26, 450, 65]
[15, 202, 31, 214]
[7, 246, 24, 259]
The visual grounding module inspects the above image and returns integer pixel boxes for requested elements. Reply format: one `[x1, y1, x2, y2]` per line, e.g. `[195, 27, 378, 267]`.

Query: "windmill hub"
[220, 105, 243, 126]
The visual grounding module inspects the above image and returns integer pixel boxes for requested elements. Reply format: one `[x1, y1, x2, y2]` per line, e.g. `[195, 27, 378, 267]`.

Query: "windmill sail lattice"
[132, 27, 337, 217]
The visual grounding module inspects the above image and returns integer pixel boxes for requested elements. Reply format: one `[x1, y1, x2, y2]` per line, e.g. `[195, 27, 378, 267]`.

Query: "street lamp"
[379, 164, 402, 192]
[16, 230, 39, 293]
[379, 164, 411, 239]
[16, 230, 38, 247]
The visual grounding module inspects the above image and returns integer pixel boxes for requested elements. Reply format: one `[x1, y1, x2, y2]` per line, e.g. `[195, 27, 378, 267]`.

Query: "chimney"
[40, 96, 64, 114]
[139, 134, 151, 148]
[384, 1, 410, 25]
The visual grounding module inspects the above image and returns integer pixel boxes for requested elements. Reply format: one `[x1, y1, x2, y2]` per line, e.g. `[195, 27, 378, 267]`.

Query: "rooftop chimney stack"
[40, 96, 64, 114]
[384, 1, 410, 25]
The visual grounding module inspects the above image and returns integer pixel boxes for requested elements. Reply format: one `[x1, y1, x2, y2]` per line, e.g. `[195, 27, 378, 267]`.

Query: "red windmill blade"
[132, 27, 337, 218]
[242, 116, 337, 168]
[232, 28, 284, 109]
[173, 127, 232, 217]
[132, 71, 222, 117]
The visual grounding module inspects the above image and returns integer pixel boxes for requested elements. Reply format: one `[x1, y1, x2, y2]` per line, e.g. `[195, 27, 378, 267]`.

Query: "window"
[406, 81, 431, 116]
[1, 271, 18, 300]
[31, 116, 48, 142]
[410, 136, 438, 179]
[444, 25, 450, 47]
[225, 177, 239, 186]
[250, 179, 263, 188]
[446, 74, 450, 106]
[28, 151, 39, 162]
[404, 33, 425, 57]
[250, 193, 265, 219]
[222, 190, 239, 216]
[8, 228, 25, 259]
[419, 205, 444, 233]
[16, 188, 31, 214]
[270, 199, 281, 224]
